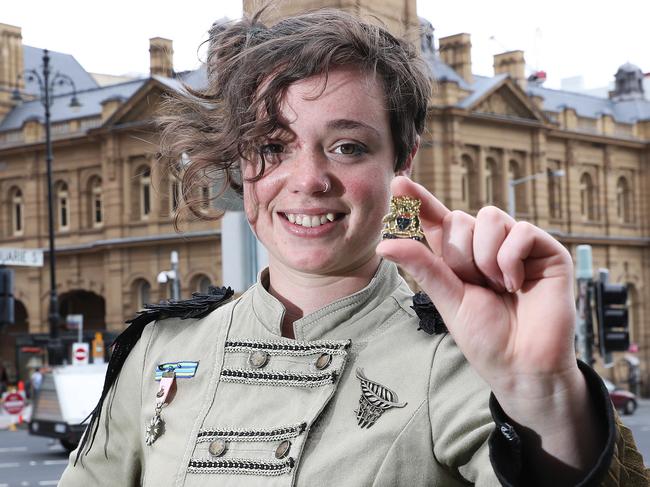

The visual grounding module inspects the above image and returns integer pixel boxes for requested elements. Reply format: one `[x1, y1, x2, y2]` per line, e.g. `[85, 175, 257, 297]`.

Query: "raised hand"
[376, 176, 602, 480]
[377, 176, 578, 391]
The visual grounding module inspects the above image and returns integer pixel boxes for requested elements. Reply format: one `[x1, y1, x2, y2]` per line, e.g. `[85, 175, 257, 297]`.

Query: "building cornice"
[548, 229, 650, 247]
[41, 229, 221, 255]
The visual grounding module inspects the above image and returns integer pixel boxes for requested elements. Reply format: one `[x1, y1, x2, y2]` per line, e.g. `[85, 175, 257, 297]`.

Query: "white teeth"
[285, 212, 337, 227]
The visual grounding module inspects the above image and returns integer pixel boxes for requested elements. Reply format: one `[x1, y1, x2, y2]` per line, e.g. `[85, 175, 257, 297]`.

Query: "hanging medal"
[145, 368, 175, 446]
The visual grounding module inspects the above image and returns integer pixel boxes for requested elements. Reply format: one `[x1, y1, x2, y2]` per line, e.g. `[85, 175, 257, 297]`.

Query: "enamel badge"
[381, 195, 424, 241]
[354, 368, 406, 428]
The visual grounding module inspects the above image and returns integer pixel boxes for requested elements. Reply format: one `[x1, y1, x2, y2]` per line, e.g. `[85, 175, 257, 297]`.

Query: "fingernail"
[503, 275, 515, 293]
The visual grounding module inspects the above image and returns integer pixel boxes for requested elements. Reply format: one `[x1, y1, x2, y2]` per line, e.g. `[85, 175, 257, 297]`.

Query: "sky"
[1, 0, 648, 92]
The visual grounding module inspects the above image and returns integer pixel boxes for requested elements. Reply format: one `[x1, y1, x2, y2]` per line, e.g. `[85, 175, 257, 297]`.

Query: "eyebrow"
[326, 119, 381, 137]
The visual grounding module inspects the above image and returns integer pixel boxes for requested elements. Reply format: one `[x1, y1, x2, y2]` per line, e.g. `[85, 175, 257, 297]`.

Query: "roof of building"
[0, 78, 146, 131]
[22, 46, 99, 97]
[2, 35, 649, 135]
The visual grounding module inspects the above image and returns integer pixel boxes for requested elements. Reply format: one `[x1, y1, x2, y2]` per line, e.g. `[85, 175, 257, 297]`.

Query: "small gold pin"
[382, 196, 424, 241]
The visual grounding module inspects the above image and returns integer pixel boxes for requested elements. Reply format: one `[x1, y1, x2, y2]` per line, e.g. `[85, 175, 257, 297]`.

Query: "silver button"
[275, 439, 291, 459]
[208, 439, 227, 457]
[249, 350, 270, 369]
[315, 353, 332, 370]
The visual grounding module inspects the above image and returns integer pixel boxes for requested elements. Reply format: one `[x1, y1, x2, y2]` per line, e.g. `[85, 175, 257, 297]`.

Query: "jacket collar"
[250, 259, 406, 341]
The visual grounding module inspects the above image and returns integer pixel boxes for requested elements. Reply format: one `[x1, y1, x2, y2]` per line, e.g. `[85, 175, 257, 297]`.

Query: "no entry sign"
[72, 342, 89, 365]
[3, 392, 25, 414]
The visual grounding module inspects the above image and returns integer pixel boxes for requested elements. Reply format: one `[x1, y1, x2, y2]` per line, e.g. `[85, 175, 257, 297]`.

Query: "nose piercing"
[321, 181, 330, 193]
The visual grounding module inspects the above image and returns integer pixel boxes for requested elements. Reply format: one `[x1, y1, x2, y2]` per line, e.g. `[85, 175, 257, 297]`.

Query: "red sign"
[74, 346, 87, 362]
[3, 392, 25, 414]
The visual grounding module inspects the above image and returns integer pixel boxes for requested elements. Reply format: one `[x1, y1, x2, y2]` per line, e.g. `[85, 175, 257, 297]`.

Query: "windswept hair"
[158, 8, 431, 223]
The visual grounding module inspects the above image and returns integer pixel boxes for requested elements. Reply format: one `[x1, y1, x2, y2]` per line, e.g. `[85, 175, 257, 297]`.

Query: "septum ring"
[321, 181, 330, 193]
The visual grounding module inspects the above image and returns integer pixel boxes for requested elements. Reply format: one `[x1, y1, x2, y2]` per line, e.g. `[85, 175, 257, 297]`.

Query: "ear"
[396, 136, 420, 177]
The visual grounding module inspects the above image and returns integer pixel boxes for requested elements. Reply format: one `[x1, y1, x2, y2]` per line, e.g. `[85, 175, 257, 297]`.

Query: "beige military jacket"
[61, 260, 646, 486]
[60, 260, 501, 486]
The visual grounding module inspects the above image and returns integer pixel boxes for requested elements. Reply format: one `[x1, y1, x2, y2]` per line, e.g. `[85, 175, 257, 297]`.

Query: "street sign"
[3, 392, 25, 414]
[72, 342, 89, 365]
[0, 248, 43, 267]
[66, 314, 83, 330]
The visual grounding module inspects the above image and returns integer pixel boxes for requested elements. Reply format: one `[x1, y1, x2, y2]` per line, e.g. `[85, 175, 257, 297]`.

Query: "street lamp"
[508, 169, 565, 217]
[12, 49, 82, 365]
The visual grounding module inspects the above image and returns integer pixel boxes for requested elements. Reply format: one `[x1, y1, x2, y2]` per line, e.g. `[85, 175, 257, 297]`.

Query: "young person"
[60, 9, 647, 486]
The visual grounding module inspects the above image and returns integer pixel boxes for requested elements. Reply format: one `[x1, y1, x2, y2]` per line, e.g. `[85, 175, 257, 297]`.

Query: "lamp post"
[508, 169, 565, 217]
[12, 49, 81, 365]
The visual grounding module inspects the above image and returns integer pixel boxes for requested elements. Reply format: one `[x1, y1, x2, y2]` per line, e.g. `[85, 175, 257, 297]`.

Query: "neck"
[267, 256, 382, 338]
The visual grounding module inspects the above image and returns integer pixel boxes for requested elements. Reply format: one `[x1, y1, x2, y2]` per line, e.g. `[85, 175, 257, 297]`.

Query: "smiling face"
[243, 67, 407, 277]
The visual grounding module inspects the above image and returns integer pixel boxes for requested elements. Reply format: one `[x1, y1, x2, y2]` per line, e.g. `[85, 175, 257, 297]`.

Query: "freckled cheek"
[346, 179, 391, 224]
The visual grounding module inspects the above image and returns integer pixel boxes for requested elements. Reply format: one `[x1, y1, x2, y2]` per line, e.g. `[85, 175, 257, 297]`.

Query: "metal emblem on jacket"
[354, 368, 406, 428]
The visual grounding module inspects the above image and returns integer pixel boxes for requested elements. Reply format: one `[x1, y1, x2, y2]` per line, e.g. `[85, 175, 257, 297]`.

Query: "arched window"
[170, 180, 181, 214]
[133, 279, 151, 310]
[193, 274, 211, 294]
[56, 182, 70, 231]
[616, 176, 633, 223]
[88, 176, 103, 227]
[9, 187, 24, 236]
[460, 155, 478, 209]
[508, 160, 526, 214]
[579, 173, 596, 221]
[136, 166, 151, 220]
[548, 163, 563, 219]
[485, 158, 498, 206]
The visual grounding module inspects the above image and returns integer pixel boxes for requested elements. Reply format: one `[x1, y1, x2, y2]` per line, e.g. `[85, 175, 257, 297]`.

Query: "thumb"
[377, 239, 464, 324]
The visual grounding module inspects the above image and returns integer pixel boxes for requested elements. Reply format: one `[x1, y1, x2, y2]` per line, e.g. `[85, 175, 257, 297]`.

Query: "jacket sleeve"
[428, 334, 501, 486]
[58, 322, 156, 486]
[488, 360, 650, 486]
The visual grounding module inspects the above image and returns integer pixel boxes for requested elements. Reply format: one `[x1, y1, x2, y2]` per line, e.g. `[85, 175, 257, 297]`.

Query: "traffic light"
[0, 267, 15, 328]
[595, 281, 629, 354]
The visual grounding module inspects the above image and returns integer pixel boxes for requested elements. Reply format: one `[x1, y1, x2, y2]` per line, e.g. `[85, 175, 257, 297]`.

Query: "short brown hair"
[159, 8, 431, 221]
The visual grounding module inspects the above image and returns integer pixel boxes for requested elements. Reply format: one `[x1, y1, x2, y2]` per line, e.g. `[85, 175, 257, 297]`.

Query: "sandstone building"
[1, 1, 649, 393]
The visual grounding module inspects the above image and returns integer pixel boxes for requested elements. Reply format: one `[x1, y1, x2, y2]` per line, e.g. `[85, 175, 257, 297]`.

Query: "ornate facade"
[1, 1, 649, 393]
[0, 26, 220, 380]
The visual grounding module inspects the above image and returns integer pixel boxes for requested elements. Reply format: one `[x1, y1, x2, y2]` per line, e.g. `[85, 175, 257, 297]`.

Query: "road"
[0, 428, 68, 487]
[0, 401, 649, 485]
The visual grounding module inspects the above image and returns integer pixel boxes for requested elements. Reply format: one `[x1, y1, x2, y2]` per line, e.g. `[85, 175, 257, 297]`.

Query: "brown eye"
[260, 143, 284, 155]
[333, 143, 366, 156]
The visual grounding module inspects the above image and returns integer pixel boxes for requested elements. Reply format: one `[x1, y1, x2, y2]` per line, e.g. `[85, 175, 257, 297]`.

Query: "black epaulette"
[411, 291, 447, 335]
[75, 286, 234, 464]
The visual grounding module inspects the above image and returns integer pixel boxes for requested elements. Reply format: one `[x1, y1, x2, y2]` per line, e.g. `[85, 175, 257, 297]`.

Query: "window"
[139, 167, 151, 219]
[88, 177, 103, 227]
[508, 160, 526, 214]
[170, 180, 180, 214]
[56, 182, 70, 231]
[579, 172, 596, 221]
[460, 155, 478, 209]
[485, 158, 498, 206]
[197, 275, 211, 294]
[548, 163, 563, 219]
[10, 187, 23, 236]
[616, 176, 633, 223]
[134, 279, 151, 310]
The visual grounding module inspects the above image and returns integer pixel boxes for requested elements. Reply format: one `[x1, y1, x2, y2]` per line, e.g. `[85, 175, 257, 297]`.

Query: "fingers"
[441, 210, 485, 286]
[387, 176, 572, 295]
[497, 221, 573, 291]
[473, 207, 516, 291]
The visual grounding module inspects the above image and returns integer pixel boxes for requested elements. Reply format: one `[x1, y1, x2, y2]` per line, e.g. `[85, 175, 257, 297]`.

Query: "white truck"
[29, 363, 107, 452]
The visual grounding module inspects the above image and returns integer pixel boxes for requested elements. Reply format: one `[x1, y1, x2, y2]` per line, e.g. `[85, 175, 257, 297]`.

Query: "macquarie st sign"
[0, 248, 44, 267]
